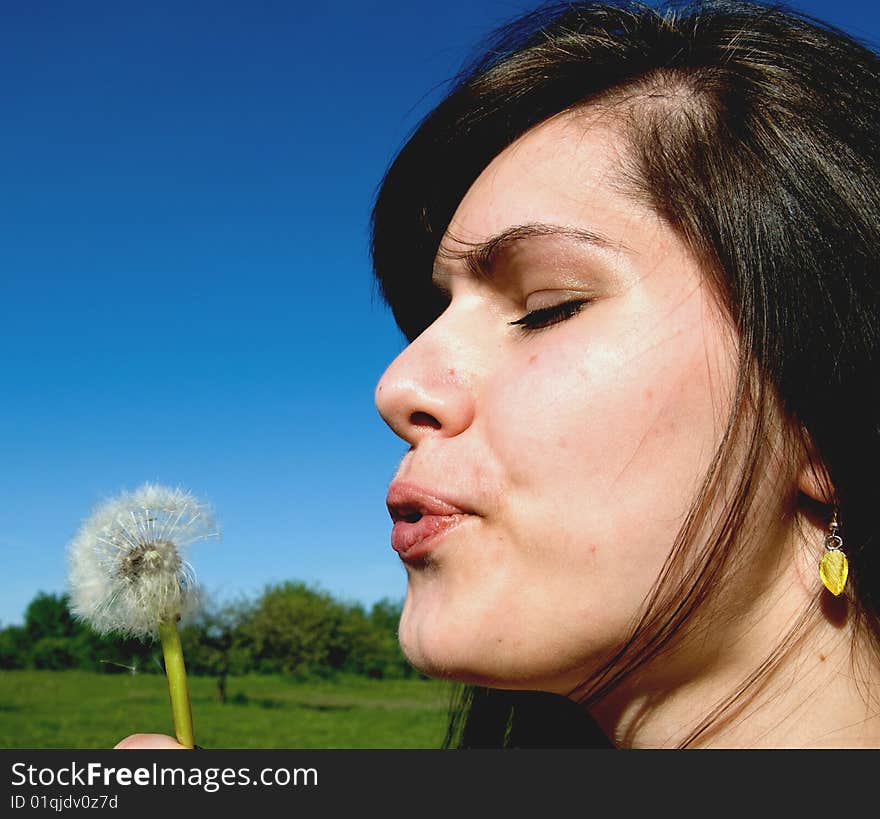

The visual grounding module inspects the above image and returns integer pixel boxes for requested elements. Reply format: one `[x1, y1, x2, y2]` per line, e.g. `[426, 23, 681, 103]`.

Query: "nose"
[374, 312, 477, 446]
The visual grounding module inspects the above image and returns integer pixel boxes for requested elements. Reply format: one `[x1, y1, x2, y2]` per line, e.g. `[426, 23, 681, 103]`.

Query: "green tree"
[9, 585, 418, 680]
[240, 582, 353, 678]
[31, 636, 75, 670]
[369, 597, 404, 633]
[180, 596, 253, 702]
[24, 592, 77, 642]
[367, 597, 417, 678]
[343, 603, 402, 678]
[15, 590, 157, 673]
[69, 628, 157, 674]
[0, 625, 29, 669]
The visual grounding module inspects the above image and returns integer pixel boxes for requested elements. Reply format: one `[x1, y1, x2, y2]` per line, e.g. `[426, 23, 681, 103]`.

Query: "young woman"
[116, 0, 880, 749]
[371, 0, 880, 748]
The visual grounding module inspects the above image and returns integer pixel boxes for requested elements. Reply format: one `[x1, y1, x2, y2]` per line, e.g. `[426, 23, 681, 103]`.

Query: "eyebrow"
[432, 222, 624, 288]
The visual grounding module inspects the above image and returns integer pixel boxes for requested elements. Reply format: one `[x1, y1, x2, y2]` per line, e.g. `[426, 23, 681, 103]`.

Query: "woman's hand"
[114, 733, 189, 750]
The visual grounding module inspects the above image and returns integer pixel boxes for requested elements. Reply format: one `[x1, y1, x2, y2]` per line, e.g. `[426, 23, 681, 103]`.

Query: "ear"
[796, 428, 835, 506]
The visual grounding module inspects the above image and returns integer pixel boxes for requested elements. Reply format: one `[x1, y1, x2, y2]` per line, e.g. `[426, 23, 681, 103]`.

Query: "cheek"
[488, 318, 733, 535]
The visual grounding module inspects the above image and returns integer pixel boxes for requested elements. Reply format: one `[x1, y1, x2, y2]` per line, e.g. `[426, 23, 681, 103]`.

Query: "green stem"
[159, 617, 194, 749]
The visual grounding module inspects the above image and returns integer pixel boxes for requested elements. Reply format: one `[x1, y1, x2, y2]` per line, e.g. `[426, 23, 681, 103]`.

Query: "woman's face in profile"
[375, 110, 741, 693]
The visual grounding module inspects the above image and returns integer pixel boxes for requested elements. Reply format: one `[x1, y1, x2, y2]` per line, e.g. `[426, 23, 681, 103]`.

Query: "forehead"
[441, 110, 642, 253]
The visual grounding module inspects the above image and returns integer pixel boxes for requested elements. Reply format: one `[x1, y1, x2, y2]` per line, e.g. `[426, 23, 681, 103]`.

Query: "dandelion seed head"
[66, 482, 218, 641]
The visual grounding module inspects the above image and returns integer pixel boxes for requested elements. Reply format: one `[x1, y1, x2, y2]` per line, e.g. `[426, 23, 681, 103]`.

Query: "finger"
[114, 733, 188, 750]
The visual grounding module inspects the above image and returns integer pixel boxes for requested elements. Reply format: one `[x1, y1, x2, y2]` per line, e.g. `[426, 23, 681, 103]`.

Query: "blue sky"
[2, 0, 878, 628]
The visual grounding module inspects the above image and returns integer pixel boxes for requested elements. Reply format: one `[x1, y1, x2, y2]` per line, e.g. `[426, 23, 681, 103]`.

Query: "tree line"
[0, 582, 419, 693]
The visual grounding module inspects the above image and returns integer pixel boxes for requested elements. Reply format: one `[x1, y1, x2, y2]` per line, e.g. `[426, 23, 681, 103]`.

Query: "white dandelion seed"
[67, 482, 219, 641]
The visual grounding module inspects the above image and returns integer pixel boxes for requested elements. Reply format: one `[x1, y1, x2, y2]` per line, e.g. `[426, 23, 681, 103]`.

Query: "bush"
[25, 592, 77, 641]
[31, 637, 75, 670]
[0, 625, 29, 669]
[7, 584, 412, 679]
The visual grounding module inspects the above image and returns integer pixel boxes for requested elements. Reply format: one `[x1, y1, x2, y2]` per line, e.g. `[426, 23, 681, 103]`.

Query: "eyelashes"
[507, 299, 591, 333]
[408, 295, 591, 341]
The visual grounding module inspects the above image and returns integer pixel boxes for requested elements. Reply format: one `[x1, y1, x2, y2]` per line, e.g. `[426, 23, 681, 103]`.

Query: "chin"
[399, 615, 494, 684]
[397, 607, 575, 693]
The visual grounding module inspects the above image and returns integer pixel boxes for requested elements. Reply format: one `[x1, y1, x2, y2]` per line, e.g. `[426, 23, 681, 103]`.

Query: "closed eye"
[508, 300, 590, 334]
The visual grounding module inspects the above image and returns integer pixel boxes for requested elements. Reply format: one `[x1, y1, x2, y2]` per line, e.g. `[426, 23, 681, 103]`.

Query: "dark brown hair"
[370, 0, 880, 747]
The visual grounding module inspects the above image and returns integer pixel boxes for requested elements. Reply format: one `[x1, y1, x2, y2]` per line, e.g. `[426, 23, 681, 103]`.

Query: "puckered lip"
[385, 479, 476, 523]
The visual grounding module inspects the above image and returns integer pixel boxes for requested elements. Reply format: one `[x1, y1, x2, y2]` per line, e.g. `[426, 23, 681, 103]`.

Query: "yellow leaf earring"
[819, 510, 848, 596]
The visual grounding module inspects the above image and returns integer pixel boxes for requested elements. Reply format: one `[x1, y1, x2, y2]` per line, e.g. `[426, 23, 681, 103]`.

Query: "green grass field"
[0, 671, 456, 749]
